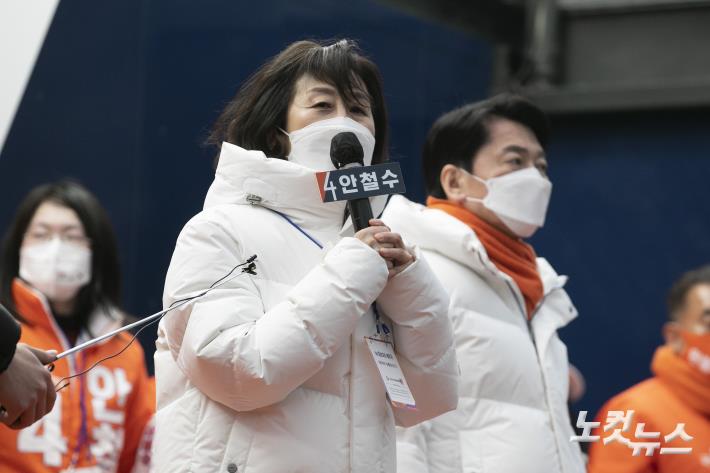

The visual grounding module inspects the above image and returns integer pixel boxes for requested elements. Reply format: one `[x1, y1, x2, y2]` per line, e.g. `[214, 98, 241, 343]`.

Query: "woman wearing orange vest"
[0, 180, 154, 472]
[588, 265, 710, 472]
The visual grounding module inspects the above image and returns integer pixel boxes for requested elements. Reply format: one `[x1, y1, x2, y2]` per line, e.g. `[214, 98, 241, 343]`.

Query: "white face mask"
[19, 238, 92, 302]
[286, 116, 376, 171]
[465, 167, 552, 238]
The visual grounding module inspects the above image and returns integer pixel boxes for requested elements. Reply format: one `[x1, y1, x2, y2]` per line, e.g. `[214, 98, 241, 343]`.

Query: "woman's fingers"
[374, 232, 404, 249]
[368, 219, 389, 231]
[354, 225, 390, 249]
[378, 247, 415, 279]
[378, 247, 414, 266]
[355, 224, 413, 275]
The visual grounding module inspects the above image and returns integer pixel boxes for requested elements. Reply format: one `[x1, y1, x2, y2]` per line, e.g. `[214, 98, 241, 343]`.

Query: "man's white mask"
[465, 167, 552, 238]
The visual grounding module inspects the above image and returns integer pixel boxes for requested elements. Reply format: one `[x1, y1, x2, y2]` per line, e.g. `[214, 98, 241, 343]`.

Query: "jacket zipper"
[505, 280, 566, 473]
[475, 252, 567, 472]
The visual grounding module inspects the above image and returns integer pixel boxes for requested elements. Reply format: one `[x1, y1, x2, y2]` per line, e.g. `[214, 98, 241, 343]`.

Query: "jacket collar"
[205, 142, 387, 237]
[12, 278, 123, 350]
[385, 196, 575, 323]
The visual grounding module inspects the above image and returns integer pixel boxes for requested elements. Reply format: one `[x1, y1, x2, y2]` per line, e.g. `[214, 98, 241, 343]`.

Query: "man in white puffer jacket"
[388, 94, 586, 473]
[153, 39, 458, 473]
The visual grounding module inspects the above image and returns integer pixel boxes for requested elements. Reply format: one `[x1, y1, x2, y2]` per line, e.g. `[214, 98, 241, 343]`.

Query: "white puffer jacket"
[153, 144, 459, 473]
[384, 195, 586, 473]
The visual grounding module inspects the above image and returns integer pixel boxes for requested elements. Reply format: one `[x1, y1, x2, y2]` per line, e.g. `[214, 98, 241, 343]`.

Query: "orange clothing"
[130, 378, 156, 473]
[426, 197, 544, 317]
[588, 346, 710, 473]
[0, 280, 154, 473]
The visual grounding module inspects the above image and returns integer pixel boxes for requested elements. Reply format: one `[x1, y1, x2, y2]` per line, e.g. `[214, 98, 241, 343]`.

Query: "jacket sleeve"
[0, 304, 20, 374]
[396, 423, 431, 473]
[376, 247, 459, 427]
[117, 350, 155, 473]
[161, 216, 389, 412]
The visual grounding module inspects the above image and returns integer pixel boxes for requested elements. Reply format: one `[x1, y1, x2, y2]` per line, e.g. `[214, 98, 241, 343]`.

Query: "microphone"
[330, 132, 373, 232]
[315, 133, 406, 230]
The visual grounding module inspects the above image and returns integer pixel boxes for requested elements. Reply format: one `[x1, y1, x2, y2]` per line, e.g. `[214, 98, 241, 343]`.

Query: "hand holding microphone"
[370, 219, 414, 278]
[354, 218, 414, 278]
[327, 132, 414, 278]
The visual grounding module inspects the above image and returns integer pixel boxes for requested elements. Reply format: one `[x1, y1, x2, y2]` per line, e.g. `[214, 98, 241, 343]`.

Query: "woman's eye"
[27, 229, 48, 238]
[507, 157, 524, 166]
[313, 102, 332, 109]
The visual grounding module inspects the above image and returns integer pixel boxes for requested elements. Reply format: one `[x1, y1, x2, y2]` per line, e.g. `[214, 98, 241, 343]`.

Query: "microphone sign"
[315, 162, 406, 203]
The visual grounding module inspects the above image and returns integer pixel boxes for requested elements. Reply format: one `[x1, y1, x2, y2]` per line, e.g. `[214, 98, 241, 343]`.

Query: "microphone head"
[330, 132, 364, 169]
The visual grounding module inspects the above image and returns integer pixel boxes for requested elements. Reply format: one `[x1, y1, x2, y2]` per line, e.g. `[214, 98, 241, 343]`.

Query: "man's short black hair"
[667, 265, 710, 321]
[422, 93, 550, 198]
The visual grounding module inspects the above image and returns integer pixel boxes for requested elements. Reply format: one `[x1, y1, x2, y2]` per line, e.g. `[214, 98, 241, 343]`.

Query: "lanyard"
[372, 303, 390, 340]
[265, 207, 390, 339]
[265, 208, 324, 250]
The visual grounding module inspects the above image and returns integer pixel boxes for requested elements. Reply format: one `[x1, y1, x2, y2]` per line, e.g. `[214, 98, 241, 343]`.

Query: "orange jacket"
[588, 348, 710, 473]
[0, 280, 154, 473]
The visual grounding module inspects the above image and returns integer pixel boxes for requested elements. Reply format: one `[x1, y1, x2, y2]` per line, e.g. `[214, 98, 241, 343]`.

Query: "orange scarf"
[427, 197, 544, 318]
[652, 345, 710, 417]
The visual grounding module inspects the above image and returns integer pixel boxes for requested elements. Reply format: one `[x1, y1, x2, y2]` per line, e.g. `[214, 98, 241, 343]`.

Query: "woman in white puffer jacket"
[152, 39, 458, 473]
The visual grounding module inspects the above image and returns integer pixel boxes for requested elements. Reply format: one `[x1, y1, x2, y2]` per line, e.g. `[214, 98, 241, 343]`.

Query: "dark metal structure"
[379, 0, 710, 113]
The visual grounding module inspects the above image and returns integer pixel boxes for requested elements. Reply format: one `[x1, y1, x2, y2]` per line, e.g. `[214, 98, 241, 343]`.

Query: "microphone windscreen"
[330, 132, 364, 169]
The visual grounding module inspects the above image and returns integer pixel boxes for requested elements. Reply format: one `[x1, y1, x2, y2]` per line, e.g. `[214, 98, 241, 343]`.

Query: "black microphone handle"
[348, 198, 373, 232]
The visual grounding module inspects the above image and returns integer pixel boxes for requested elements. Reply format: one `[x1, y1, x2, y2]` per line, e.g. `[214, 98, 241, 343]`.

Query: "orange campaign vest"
[588, 346, 710, 473]
[0, 280, 154, 473]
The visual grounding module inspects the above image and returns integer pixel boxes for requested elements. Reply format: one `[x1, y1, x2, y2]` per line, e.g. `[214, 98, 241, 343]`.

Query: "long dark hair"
[207, 39, 389, 164]
[0, 180, 121, 328]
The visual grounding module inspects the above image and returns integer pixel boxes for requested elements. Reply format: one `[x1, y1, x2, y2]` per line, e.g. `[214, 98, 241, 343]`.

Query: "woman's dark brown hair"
[207, 39, 388, 164]
[0, 180, 122, 330]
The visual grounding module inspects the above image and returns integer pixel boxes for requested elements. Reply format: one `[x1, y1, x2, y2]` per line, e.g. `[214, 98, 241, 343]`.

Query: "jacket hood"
[205, 142, 387, 235]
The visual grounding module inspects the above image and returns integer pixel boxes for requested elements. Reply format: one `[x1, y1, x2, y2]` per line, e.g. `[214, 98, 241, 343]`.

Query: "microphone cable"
[53, 255, 258, 392]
